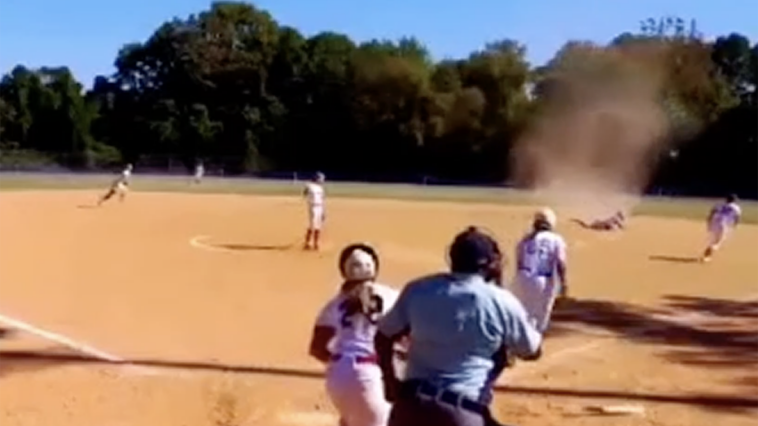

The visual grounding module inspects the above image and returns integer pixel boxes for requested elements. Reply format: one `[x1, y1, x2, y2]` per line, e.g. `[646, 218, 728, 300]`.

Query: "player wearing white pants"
[510, 208, 568, 333]
[308, 244, 400, 426]
[701, 194, 741, 263]
[303, 172, 326, 250]
[98, 163, 132, 206]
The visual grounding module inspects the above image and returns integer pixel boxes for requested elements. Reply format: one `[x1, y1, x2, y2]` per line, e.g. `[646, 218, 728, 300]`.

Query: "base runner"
[303, 172, 326, 250]
[97, 164, 132, 206]
[510, 208, 568, 332]
[308, 243, 401, 426]
[701, 194, 741, 263]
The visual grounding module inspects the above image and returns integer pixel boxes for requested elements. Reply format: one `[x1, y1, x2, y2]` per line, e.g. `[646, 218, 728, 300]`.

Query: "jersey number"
[339, 294, 383, 328]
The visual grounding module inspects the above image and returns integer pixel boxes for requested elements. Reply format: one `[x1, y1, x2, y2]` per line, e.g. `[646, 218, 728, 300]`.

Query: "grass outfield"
[1, 172, 756, 224]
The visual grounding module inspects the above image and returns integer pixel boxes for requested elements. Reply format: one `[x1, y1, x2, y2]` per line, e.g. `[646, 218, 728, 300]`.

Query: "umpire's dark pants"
[388, 380, 507, 426]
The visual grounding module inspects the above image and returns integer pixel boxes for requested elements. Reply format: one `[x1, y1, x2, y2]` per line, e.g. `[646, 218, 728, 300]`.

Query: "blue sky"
[1, 0, 756, 88]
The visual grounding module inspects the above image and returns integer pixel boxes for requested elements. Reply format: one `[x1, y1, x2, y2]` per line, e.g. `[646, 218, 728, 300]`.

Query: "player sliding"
[303, 172, 326, 250]
[97, 163, 132, 206]
[701, 194, 741, 263]
[572, 210, 626, 231]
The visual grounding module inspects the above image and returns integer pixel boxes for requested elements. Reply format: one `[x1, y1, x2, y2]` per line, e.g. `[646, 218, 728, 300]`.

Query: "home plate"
[277, 411, 338, 425]
[584, 404, 646, 415]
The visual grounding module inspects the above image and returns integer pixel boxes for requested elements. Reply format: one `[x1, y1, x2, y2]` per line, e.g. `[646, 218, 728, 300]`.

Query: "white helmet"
[534, 207, 557, 229]
[340, 245, 378, 281]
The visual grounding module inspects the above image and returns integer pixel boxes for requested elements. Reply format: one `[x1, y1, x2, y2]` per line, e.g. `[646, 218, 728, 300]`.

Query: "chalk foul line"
[0, 311, 157, 376]
[189, 235, 238, 254]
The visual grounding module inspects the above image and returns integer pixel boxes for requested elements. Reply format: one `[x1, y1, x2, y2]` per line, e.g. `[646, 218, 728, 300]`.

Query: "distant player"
[701, 194, 741, 263]
[303, 172, 326, 250]
[510, 208, 568, 332]
[97, 163, 132, 206]
[572, 210, 626, 231]
[193, 161, 204, 184]
[309, 243, 400, 426]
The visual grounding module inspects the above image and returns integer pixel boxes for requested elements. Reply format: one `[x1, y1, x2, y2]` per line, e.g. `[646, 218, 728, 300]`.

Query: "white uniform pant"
[708, 223, 729, 250]
[325, 357, 390, 426]
[115, 182, 129, 196]
[309, 205, 325, 231]
[510, 272, 558, 333]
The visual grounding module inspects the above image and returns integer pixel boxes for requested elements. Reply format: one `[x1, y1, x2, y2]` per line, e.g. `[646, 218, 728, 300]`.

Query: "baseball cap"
[448, 226, 501, 273]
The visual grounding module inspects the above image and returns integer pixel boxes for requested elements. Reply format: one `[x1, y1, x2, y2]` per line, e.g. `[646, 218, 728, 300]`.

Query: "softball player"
[510, 208, 568, 333]
[375, 226, 543, 426]
[193, 161, 204, 184]
[303, 172, 326, 250]
[573, 210, 626, 231]
[308, 243, 400, 426]
[97, 163, 132, 206]
[701, 194, 741, 263]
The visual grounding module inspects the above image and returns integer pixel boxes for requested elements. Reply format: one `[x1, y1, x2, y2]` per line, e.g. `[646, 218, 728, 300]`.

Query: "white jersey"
[515, 230, 567, 279]
[304, 182, 325, 207]
[315, 282, 399, 358]
[113, 168, 131, 187]
[709, 202, 741, 229]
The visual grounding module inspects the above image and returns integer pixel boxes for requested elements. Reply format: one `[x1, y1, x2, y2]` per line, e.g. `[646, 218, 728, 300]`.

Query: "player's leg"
[326, 362, 389, 426]
[98, 187, 116, 206]
[311, 206, 324, 251]
[117, 183, 128, 202]
[510, 274, 542, 328]
[702, 226, 726, 262]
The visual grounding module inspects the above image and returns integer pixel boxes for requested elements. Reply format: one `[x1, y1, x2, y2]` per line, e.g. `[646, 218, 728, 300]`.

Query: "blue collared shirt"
[378, 273, 542, 403]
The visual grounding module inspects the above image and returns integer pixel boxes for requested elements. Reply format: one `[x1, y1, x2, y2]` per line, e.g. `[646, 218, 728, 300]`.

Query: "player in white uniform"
[97, 163, 132, 206]
[510, 208, 568, 333]
[308, 243, 401, 426]
[193, 161, 204, 184]
[573, 210, 626, 231]
[701, 194, 741, 263]
[303, 172, 326, 250]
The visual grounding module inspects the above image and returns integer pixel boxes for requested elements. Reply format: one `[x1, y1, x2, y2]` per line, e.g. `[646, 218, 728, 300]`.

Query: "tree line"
[0, 3, 755, 196]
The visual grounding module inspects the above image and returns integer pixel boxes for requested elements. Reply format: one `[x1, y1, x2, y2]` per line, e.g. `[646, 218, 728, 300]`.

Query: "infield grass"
[1, 173, 756, 224]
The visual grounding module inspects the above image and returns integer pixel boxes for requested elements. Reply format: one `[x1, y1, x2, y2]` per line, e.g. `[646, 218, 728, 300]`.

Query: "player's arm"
[308, 326, 335, 364]
[499, 289, 543, 361]
[556, 239, 568, 297]
[308, 299, 338, 364]
[375, 284, 413, 402]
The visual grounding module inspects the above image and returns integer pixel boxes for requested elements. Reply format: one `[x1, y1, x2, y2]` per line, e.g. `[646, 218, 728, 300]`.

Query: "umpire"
[375, 226, 543, 426]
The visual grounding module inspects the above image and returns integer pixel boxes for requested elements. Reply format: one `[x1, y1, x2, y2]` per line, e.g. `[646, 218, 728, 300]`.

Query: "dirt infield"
[1, 190, 756, 426]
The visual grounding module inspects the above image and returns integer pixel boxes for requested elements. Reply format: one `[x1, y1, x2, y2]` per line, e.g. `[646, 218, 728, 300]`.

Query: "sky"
[1, 0, 757, 88]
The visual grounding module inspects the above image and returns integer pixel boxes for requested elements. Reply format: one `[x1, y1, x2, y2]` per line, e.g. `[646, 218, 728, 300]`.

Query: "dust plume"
[510, 44, 681, 219]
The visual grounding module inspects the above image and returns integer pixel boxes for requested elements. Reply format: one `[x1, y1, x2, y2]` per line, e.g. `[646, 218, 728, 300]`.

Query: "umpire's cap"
[448, 226, 502, 274]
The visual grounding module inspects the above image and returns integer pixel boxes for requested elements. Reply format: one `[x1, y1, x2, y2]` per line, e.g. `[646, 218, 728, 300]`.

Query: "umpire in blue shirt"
[375, 226, 544, 426]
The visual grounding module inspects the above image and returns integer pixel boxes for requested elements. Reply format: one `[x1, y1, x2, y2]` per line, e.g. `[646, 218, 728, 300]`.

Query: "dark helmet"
[726, 193, 738, 203]
[338, 243, 380, 281]
[448, 226, 503, 278]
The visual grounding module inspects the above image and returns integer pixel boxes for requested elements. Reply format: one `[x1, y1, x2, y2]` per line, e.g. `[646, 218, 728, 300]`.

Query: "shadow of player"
[216, 243, 294, 251]
[649, 255, 701, 264]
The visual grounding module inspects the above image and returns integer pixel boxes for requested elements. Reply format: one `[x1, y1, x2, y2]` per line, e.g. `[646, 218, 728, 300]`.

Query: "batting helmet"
[338, 243, 380, 282]
[448, 226, 504, 283]
[533, 207, 557, 231]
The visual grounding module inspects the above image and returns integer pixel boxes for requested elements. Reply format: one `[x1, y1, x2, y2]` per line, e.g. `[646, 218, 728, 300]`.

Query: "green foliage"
[0, 6, 755, 197]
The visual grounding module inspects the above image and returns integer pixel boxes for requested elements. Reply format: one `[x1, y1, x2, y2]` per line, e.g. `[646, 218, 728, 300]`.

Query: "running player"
[511, 208, 568, 333]
[97, 163, 132, 206]
[701, 194, 742, 263]
[193, 160, 204, 184]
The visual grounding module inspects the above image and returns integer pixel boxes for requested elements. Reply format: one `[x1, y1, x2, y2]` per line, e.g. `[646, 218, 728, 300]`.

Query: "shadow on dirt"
[214, 243, 295, 251]
[648, 255, 701, 263]
[1, 348, 755, 413]
[551, 295, 758, 395]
